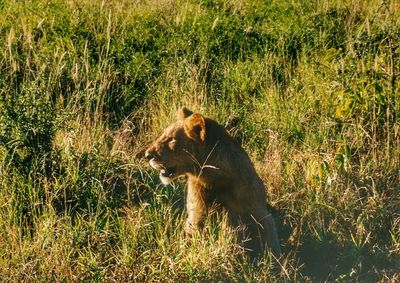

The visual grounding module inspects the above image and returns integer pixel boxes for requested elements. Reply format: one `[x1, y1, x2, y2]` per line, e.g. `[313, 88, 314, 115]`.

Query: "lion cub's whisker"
[184, 140, 220, 179]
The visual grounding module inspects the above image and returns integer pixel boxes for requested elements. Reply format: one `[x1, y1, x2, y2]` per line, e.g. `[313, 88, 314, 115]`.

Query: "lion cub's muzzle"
[144, 148, 157, 161]
[145, 148, 177, 185]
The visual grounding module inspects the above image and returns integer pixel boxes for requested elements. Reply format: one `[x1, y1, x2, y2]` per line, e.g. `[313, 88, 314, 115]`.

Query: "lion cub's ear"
[184, 113, 206, 143]
[178, 107, 193, 120]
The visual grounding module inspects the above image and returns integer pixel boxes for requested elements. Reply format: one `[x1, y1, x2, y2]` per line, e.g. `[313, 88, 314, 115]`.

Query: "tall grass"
[0, 0, 399, 281]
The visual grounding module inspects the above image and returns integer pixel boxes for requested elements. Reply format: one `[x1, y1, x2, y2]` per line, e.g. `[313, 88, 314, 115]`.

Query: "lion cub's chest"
[202, 181, 239, 210]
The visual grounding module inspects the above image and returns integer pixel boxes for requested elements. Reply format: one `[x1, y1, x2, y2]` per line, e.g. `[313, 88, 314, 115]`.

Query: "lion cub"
[145, 107, 281, 259]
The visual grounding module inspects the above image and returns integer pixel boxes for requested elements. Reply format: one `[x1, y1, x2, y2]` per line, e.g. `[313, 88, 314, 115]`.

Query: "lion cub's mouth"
[149, 159, 177, 185]
[159, 167, 177, 185]
[160, 167, 176, 178]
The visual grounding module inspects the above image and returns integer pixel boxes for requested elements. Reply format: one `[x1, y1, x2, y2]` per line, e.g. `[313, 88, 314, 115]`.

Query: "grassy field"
[0, 0, 399, 281]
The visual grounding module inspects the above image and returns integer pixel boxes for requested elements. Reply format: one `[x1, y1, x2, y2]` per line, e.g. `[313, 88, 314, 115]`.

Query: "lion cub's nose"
[144, 149, 155, 161]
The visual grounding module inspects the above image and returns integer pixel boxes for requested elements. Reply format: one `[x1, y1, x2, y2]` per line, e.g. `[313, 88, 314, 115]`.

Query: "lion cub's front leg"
[185, 180, 208, 237]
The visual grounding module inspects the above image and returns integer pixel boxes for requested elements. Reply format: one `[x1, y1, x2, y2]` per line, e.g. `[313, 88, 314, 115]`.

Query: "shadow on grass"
[277, 217, 397, 281]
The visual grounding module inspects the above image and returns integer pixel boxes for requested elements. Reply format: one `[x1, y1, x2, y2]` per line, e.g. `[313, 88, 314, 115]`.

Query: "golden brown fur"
[145, 108, 281, 259]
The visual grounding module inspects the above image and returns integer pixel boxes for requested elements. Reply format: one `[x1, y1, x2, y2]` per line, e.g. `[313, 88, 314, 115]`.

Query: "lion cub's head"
[145, 107, 206, 185]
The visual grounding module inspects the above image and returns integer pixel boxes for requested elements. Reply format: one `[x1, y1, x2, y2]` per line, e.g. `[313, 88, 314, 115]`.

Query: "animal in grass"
[145, 107, 281, 259]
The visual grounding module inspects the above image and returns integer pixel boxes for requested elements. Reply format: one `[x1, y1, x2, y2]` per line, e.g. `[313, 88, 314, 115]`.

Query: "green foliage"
[0, 87, 56, 175]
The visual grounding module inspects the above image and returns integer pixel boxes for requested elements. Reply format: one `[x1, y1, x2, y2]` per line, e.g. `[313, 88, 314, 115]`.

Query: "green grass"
[0, 0, 399, 281]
